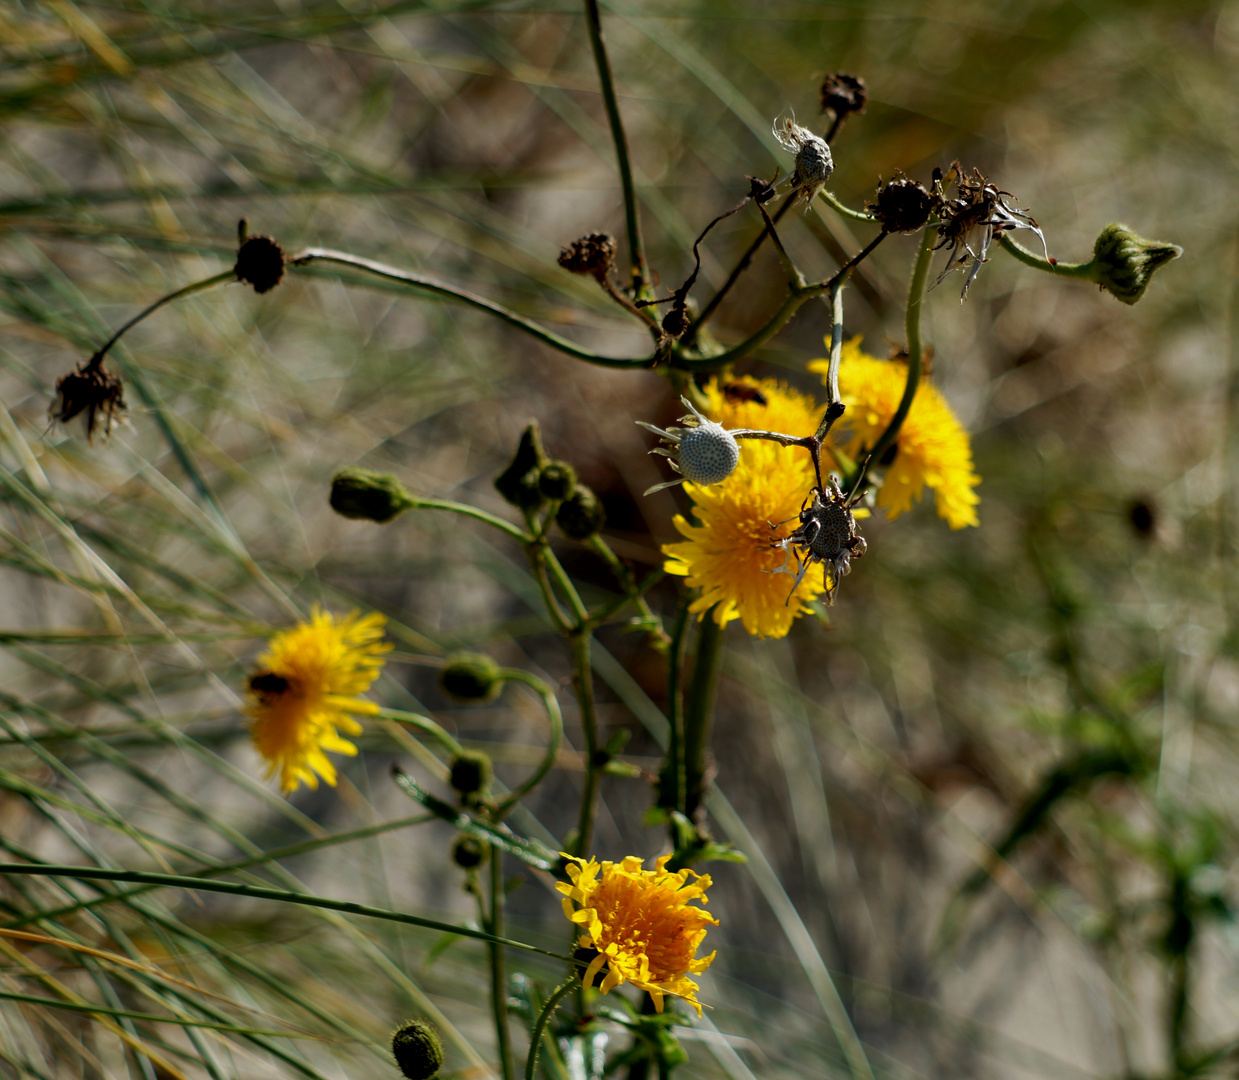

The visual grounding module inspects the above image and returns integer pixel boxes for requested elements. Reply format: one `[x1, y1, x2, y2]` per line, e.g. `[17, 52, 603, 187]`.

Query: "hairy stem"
[489, 852, 516, 1080]
[683, 611, 724, 821]
[998, 234, 1098, 279]
[525, 976, 579, 1080]
[570, 630, 601, 855]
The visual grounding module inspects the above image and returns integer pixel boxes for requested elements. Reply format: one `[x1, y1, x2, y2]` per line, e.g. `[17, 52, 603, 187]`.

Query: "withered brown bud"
[51, 362, 126, 442]
[747, 176, 776, 204]
[557, 233, 617, 283]
[868, 176, 937, 234]
[662, 304, 690, 339]
[819, 72, 868, 118]
[234, 234, 286, 294]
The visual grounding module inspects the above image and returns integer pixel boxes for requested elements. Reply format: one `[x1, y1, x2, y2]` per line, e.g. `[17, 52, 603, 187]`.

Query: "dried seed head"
[819, 72, 868, 119]
[391, 1020, 444, 1080]
[557, 232, 618, 282]
[661, 303, 690, 339]
[51, 362, 127, 442]
[441, 652, 503, 702]
[1091, 223, 1182, 305]
[329, 467, 415, 523]
[773, 113, 834, 206]
[869, 175, 937, 234]
[636, 397, 740, 495]
[556, 484, 606, 540]
[234, 234, 286, 294]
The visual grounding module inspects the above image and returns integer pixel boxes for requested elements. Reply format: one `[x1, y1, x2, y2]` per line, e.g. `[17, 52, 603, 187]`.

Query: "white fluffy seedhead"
[636, 397, 740, 495]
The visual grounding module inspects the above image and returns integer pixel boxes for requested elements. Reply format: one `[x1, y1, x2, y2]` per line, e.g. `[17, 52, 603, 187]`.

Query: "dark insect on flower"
[234, 234, 286, 294]
[932, 163, 1048, 299]
[50, 361, 127, 441]
[869, 175, 938, 235]
[722, 382, 768, 407]
[819, 72, 868, 119]
[557, 232, 618, 283]
[766, 476, 867, 606]
[248, 670, 292, 697]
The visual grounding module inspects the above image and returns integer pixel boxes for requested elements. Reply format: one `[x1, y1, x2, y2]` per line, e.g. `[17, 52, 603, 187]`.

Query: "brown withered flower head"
[773, 112, 834, 206]
[819, 73, 868, 120]
[234, 234, 286, 294]
[868, 175, 938, 234]
[558, 232, 618, 284]
[932, 164, 1048, 299]
[51, 360, 126, 441]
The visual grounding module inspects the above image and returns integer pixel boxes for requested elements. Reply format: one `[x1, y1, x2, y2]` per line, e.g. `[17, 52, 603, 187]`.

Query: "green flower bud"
[538, 461, 577, 501]
[451, 835, 487, 868]
[440, 652, 502, 702]
[329, 467, 415, 523]
[449, 749, 492, 797]
[495, 423, 548, 510]
[391, 1020, 444, 1080]
[555, 484, 605, 540]
[1092, 223, 1182, 305]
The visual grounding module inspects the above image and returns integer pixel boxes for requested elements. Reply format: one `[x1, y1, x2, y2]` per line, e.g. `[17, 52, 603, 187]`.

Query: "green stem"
[0, 864, 571, 959]
[290, 249, 650, 368]
[586, 535, 665, 640]
[819, 190, 877, 224]
[683, 610, 724, 821]
[544, 548, 591, 628]
[570, 630, 601, 855]
[408, 494, 531, 543]
[662, 601, 691, 816]
[495, 671, 564, 816]
[86, 269, 237, 370]
[998, 235, 1098, 279]
[489, 851, 516, 1080]
[583, 0, 648, 294]
[374, 708, 463, 757]
[849, 223, 935, 497]
[525, 976, 579, 1080]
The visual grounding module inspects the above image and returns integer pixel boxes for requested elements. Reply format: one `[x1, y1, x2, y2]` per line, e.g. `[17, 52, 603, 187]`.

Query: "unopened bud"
[441, 652, 503, 702]
[1091, 223, 1182, 305]
[452, 836, 487, 868]
[329, 467, 415, 523]
[556, 485, 606, 540]
[495, 423, 548, 510]
[234, 232, 286, 294]
[538, 461, 577, 501]
[449, 749, 492, 797]
[391, 1020, 444, 1080]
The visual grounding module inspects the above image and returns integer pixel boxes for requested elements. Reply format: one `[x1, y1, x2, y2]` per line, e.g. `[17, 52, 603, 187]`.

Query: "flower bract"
[809, 340, 980, 528]
[558, 853, 717, 1016]
[662, 377, 829, 638]
[246, 606, 390, 793]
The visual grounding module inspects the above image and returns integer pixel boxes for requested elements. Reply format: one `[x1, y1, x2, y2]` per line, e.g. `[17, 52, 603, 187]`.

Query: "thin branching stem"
[495, 671, 564, 815]
[525, 976, 579, 1080]
[998, 234, 1097, 279]
[583, 0, 649, 293]
[570, 630, 601, 856]
[664, 601, 691, 817]
[375, 708, 463, 757]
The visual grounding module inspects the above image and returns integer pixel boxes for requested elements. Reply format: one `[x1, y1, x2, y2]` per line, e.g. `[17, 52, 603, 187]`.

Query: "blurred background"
[0, 1, 1232, 1078]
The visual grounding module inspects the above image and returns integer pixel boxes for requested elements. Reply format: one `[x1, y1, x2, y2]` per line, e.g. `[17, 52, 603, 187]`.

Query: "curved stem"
[849, 224, 936, 498]
[818, 190, 876, 224]
[495, 671, 564, 815]
[374, 708, 463, 757]
[290, 249, 651, 369]
[998, 234, 1098, 280]
[583, 0, 648, 294]
[87, 270, 236, 369]
[407, 494, 531, 544]
[586, 535, 665, 640]
[0, 864, 571, 959]
[525, 976, 579, 1080]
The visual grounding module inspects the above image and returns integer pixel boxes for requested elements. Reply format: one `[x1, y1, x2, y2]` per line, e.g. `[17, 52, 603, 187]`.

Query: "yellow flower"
[246, 607, 390, 794]
[661, 377, 827, 638]
[558, 853, 717, 1016]
[809, 339, 980, 529]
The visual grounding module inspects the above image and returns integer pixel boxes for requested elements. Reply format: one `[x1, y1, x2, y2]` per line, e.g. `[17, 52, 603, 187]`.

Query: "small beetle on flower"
[766, 476, 867, 606]
[637, 396, 741, 495]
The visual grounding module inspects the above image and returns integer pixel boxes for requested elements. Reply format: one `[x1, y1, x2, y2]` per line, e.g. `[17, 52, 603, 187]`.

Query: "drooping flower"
[808, 339, 980, 528]
[772, 112, 834, 206]
[558, 853, 717, 1016]
[246, 607, 390, 793]
[662, 377, 830, 638]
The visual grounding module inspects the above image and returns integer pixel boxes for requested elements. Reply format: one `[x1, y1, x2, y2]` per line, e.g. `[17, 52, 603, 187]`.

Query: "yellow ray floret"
[246, 606, 390, 794]
[558, 853, 717, 1016]
[661, 376, 827, 639]
[808, 339, 980, 528]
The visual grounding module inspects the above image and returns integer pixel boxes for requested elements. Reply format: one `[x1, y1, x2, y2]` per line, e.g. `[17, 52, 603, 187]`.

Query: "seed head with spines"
[637, 397, 740, 496]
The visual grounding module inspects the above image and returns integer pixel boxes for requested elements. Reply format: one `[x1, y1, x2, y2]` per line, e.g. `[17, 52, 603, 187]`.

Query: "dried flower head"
[637, 396, 740, 495]
[51, 361, 127, 441]
[819, 72, 868, 118]
[767, 476, 867, 607]
[933, 164, 1047, 299]
[558, 232, 618, 283]
[234, 234, 286, 294]
[773, 112, 834, 206]
[869, 175, 937, 234]
[246, 607, 390, 794]
[558, 853, 717, 1016]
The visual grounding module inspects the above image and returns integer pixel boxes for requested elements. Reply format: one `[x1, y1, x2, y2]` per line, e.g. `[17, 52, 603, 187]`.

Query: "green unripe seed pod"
[556, 484, 605, 540]
[440, 653, 502, 703]
[452, 836, 487, 868]
[391, 1019, 444, 1080]
[538, 461, 577, 501]
[495, 424, 549, 510]
[329, 467, 415, 523]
